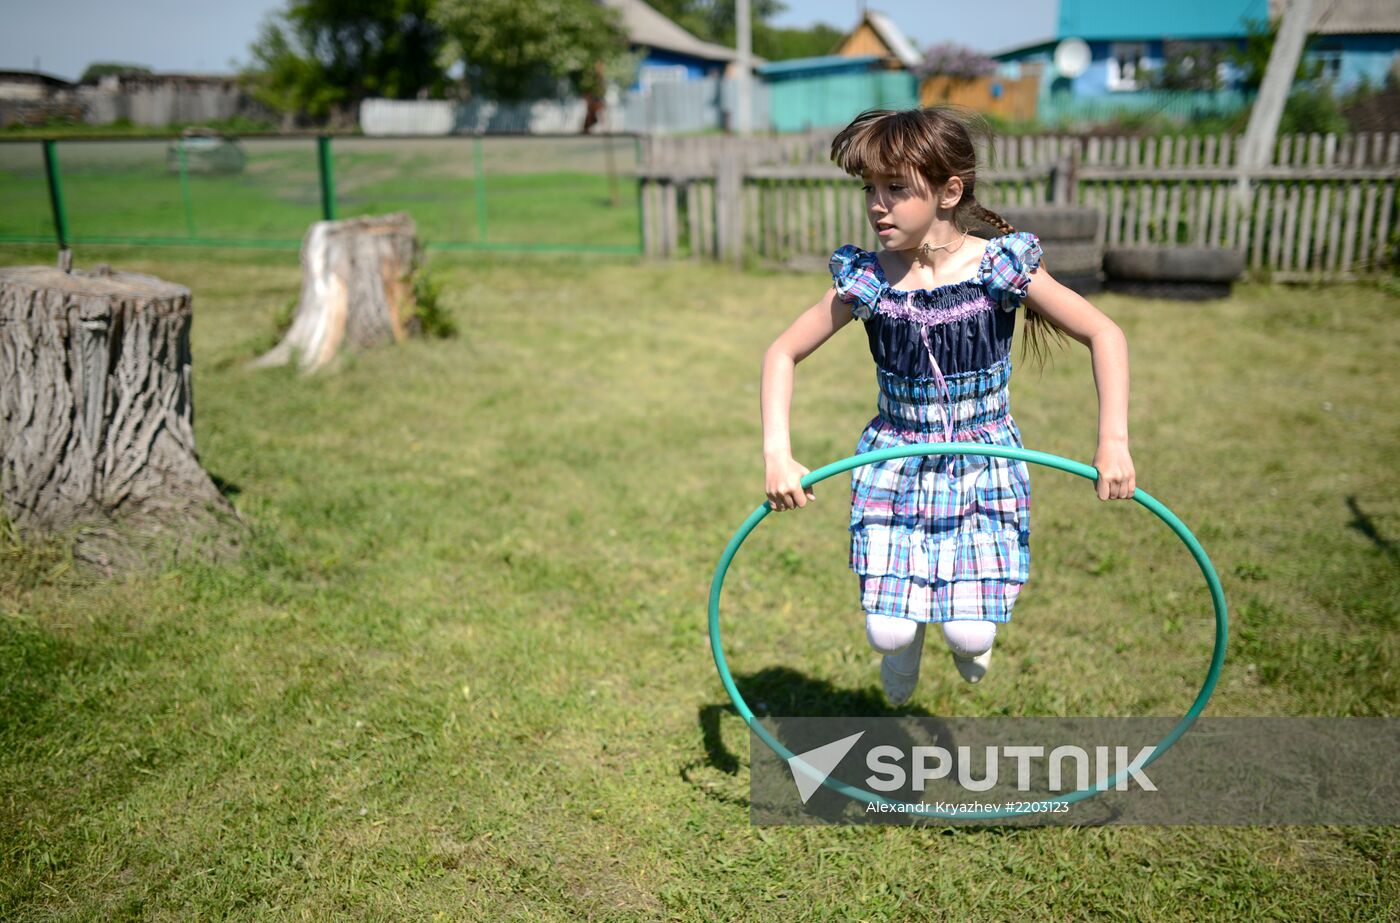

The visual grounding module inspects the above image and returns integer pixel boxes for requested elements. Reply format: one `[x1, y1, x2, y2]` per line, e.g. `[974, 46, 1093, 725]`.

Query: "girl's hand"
[1092, 439, 1136, 501]
[764, 454, 817, 512]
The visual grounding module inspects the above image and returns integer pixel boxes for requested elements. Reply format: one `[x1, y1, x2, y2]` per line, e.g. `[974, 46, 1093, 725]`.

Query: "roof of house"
[99, 72, 241, 85]
[987, 36, 1060, 59]
[862, 9, 924, 68]
[755, 54, 881, 76]
[0, 69, 77, 88]
[1055, 0, 1269, 42]
[599, 0, 766, 65]
[1270, 0, 1400, 34]
[991, 0, 1400, 57]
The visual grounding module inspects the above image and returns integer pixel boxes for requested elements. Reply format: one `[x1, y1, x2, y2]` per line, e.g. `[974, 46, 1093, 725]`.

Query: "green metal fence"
[0, 134, 646, 255]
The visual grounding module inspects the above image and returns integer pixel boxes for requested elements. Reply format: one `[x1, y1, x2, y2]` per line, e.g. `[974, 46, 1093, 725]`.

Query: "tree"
[753, 23, 845, 61]
[431, 0, 630, 104]
[1279, 84, 1348, 135]
[241, 0, 450, 127]
[623, 1, 845, 62]
[643, 0, 788, 47]
[1151, 39, 1230, 91]
[583, 48, 647, 133]
[78, 62, 153, 84]
[1228, 15, 1324, 94]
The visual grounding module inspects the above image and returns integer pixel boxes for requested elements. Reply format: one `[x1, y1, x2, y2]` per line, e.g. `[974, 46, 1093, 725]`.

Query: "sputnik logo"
[787, 731, 865, 803]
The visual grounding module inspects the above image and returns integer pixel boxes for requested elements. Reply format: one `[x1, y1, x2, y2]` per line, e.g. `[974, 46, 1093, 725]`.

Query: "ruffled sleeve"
[828, 244, 885, 321]
[983, 231, 1044, 311]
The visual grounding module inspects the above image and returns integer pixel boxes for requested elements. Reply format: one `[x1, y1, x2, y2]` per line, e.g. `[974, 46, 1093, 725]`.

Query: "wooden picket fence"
[637, 131, 1400, 281]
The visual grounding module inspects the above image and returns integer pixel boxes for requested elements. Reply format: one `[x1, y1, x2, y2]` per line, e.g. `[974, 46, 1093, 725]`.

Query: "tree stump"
[253, 212, 420, 373]
[0, 258, 243, 572]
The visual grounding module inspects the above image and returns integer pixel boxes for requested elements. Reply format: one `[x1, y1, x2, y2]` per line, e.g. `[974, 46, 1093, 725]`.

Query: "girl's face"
[861, 170, 960, 248]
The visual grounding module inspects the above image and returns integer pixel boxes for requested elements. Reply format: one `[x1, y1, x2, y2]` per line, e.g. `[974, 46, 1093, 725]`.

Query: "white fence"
[360, 77, 770, 136]
[638, 131, 1400, 282]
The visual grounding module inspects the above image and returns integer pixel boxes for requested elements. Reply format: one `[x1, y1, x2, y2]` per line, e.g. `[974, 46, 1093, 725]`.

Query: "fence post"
[473, 134, 489, 244]
[716, 154, 742, 267]
[317, 135, 338, 221]
[41, 139, 69, 252]
[635, 136, 646, 256]
[177, 137, 196, 238]
[1050, 153, 1073, 205]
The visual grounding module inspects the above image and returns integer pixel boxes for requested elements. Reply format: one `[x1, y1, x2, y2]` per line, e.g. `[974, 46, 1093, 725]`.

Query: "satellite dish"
[1053, 38, 1090, 79]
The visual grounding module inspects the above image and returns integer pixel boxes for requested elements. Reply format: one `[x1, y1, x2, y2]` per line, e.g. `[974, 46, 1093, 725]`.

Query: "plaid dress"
[830, 231, 1043, 623]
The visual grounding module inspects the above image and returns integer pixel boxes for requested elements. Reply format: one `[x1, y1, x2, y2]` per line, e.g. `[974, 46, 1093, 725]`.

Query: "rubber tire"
[1104, 247, 1244, 283]
[1055, 270, 1104, 296]
[970, 205, 1100, 240]
[1039, 239, 1102, 275]
[1104, 278, 1233, 301]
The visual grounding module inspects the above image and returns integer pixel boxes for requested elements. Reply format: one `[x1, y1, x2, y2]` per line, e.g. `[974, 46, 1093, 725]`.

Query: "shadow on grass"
[1345, 494, 1399, 563]
[685, 665, 1124, 828]
[209, 472, 243, 500]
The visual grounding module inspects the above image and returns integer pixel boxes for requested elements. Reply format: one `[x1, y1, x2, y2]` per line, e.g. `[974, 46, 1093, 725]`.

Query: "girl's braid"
[962, 199, 1066, 369]
[968, 201, 1017, 239]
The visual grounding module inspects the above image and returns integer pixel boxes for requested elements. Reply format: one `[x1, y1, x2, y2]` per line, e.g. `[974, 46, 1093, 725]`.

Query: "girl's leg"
[940, 619, 997, 657]
[866, 612, 921, 653]
[940, 619, 997, 683]
[866, 612, 927, 705]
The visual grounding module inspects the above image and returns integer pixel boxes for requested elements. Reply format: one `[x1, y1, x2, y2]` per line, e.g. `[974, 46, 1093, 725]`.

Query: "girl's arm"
[760, 287, 855, 510]
[1021, 264, 1137, 501]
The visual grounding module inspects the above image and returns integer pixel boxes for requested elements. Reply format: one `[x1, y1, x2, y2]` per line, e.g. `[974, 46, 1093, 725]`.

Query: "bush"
[238, 294, 299, 361]
[1339, 72, 1400, 132]
[1279, 83, 1348, 135]
[1380, 228, 1400, 288]
[1094, 108, 1173, 135]
[406, 247, 457, 340]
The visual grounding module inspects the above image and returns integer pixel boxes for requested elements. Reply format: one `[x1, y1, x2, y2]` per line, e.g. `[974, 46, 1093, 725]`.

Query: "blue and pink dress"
[828, 231, 1044, 624]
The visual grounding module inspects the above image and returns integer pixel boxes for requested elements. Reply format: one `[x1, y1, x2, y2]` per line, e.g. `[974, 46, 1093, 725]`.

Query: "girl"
[760, 106, 1135, 704]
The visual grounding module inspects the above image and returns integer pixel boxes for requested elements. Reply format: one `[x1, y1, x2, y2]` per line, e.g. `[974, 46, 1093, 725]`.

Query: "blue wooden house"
[600, 0, 764, 91]
[755, 54, 919, 132]
[1277, 0, 1400, 91]
[990, 0, 1400, 124]
[751, 8, 924, 132]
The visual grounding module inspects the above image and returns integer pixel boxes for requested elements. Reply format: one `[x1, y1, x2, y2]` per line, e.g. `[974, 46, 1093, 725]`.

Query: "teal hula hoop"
[708, 443, 1228, 821]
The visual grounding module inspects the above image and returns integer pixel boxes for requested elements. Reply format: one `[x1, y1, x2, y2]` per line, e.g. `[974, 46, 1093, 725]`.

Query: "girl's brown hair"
[829, 104, 1069, 371]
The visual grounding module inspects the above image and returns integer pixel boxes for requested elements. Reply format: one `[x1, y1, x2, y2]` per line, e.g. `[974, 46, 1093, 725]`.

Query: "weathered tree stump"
[0, 257, 243, 572]
[253, 212, 420, 373]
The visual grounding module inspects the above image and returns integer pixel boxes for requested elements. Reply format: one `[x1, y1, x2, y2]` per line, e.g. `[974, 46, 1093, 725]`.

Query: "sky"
[768, 1, 1056, 55]
[2, 0, 1058, 83]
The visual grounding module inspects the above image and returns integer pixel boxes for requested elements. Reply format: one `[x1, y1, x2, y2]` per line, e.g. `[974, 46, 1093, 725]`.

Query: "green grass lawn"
[0, 241, 1396, 919]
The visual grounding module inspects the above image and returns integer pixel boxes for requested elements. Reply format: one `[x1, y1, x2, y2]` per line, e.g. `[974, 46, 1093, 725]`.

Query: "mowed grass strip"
[0, 241, 1396, 920]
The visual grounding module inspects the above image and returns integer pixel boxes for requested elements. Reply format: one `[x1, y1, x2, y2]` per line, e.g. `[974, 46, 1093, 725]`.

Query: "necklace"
[915, 227, 969, 266]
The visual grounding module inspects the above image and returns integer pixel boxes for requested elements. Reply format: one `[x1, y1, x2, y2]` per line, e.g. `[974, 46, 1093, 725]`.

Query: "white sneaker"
[875, 620, 927, 705]
[951, 647, 993, 683]
[881, 655, 921, 705]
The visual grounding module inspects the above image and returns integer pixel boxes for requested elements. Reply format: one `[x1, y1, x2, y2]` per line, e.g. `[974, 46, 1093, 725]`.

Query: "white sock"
[867, 613, 926, 681]
[941, 619, 997, 658]
[866, 612, 921, 654]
